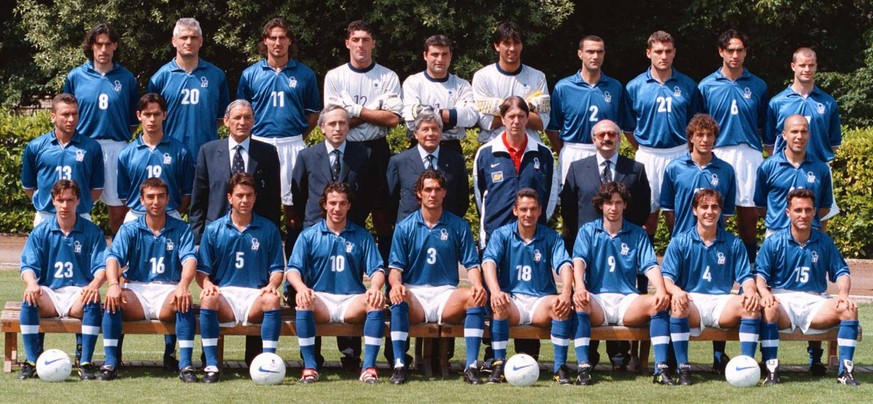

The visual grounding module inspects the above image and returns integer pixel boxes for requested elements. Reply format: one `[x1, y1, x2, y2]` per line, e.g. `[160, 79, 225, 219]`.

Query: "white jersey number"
[702, 265, 712, 282]
[270, 91, 285, 108]
[146, 165, 162, 178]
[53, 261, 73, 278]
[235, 252, 245, 269]
[608, 256, 616, 273]
[180, 88, 200, 105]
[588, 105, 600, 122]
[426, 248, 437, 265]
[516, 265, 532, 282]
[794, 266, 810, 284]
[656, 96, 673, 113]
[329, 255, 346, 272]
[98, 93, 109, 110]
[730, 100, 739, 115]
[150, 257, 166, 274]
[55, 166, 72, 180]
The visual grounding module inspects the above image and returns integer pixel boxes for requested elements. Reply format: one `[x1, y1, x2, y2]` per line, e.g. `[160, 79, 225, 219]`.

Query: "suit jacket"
[291, 141, 376, 227]
[561, 154, 650, 245]
[386, 147, 469, 222]
[189, 138, 281, 242]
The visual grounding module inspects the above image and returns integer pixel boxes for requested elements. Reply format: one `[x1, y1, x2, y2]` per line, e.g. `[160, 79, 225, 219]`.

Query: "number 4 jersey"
[389, 210, 479, 287]
[108, 215, 196, 283]
[660, 227, 752, 294]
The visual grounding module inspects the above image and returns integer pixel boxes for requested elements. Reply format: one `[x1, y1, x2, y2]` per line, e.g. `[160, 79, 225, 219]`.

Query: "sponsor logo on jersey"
[491, 171, 504, 183]
[811, 251, 819, 263]
[743, 87, 752, 99]
[288, 76, 298, 89]
[251, 238, 260, 251]
[673, 86, 682, 97]
[440, 228, 449, 241]
[200, 77, 209, 88]
[166, 240, 174, 251]
[807, 171, 816, 183]
[345, 241, 354, 253]
[603, 91, 612, 103]
[533, 249, 542, 263]
[620, 243, 629, 256]
[717, 251, 725, 265]
[75, 149, 85, 162]
[74, 240, 82, 254]
[817, 103, 825, 115]
[114, 80, 123, 92]
[710, 173, 719, 187]
[163, 153, 172, 165]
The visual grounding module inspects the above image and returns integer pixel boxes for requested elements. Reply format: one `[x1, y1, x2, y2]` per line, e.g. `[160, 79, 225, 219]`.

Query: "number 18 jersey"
[482, 222, 571, 297]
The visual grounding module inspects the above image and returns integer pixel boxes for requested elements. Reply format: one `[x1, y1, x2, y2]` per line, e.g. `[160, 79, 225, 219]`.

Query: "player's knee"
[200, 294, 219, 309]
[260, 293, 281, 310]
[838, 307, 859, 321]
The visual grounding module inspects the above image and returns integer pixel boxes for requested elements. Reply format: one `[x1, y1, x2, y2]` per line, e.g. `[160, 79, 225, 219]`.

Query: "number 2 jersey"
[756, 228, 849, 293]
[573, 219, 658, 294]
[20, 218, 107, 289]
[482, 222, 571, 297]
[197, 212, 284, 288]
[108, 215, 196, 283]
[660, 227, 752, 294]
[389, 210, 479, 287]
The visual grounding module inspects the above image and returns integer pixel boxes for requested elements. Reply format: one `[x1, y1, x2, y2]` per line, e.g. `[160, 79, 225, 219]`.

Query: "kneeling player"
[661, 189, 761, 385]
[287, 182, 386, 383]
[19, 180, 107, 380]
[756, 189, 860, 386]
[99, 178, 197, 381]
[197, 173, 285, 383]
[572, 182, 673, 385]
[388, 170, 487, 384]
[482, 189, 574, 384]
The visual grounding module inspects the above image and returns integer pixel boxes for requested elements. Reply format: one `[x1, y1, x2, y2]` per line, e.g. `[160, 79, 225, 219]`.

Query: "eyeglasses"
[594, 131, 619, 139]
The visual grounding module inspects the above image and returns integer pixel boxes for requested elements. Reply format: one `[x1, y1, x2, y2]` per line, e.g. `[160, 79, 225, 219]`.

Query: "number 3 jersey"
[482, 222, 571, 297]
[287, 219, 384, 295]
[756, 228, 849, 293]
[389, 210, 479, 287]
[573, 219, 658, 294]
[21, 218, 107, 289]
[660, 227, 752, 294]
[108, 215, 196, 283]
[198, 212, 284, 288]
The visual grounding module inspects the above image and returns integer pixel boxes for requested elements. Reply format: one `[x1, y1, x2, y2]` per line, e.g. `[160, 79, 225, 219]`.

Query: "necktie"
[331, 149, 341, 181]
[425, 154, 435, 170]
[232, 145, 245, 174]
[601, 160, 612, 184]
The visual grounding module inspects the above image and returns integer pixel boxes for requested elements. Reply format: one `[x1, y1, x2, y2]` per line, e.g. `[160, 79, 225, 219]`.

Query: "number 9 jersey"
[20, 218, 107, 289]
[388, 210, 479, 287]
[573, 219, 658, 294]
[107, 215, 196, 283]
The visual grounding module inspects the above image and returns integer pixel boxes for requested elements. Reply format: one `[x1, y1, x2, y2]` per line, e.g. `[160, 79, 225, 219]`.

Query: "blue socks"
[200, 308, 220, 369]
[20, 302, 40, 363]
[389, 302, 409, 368]
[261, 309, 281, 353]
[738, 318, 760, 357]
[669, 316, 690, 366]
[491, 318, 509, 361]
[80, 302, 101, 365]
[551, 319, 570, 371]
[363, 310, 385, 369]
[760, 321, 779, 361]
[102, 308, 123, 367]
[464, 307, 485, 369]
[296, 309, 317, 369]
[838, 320, 859, 373]
[650, 311, 670, 366]
[176, 310, 195, 369]
[573, 312, 591, 364]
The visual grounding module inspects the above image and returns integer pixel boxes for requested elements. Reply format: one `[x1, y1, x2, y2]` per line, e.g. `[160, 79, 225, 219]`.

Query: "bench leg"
[217, 336, 225, 368]
[638, 340, 651, 375]
[4, 332, 16, 373]
[439, 337, 450, 377]
[827, 339, 838, 370]
[420, 338, 433, 378]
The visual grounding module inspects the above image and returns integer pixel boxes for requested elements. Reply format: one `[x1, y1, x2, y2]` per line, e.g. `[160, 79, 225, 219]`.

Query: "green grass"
[1, 269, 871, 402]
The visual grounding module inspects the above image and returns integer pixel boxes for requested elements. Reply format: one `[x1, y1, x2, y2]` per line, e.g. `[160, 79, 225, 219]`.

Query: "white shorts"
[123, 281, 177, 320]
[635, 144, 687, 212]
[41, 286, 82, 318]
[123, 209, 182, 223]
[313, 291, 358, 324]
[408, 284, 456, 324]
[688, 292, 732, 336]
[220, 286, 262, 326]
[713, 144, 763, 207]
[33, 212, 91, 227]
[252, 135, 305, 206]
[510, 293, 548, 325]
[821, 164, 840, 221]
[591, 292, 639, 326]
[97, 139, 127, 206]
[772, 289, 829, 334]
[558, 143, 597, 185]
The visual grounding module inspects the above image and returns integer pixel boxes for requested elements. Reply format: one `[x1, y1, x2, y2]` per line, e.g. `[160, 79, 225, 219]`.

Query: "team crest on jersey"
[166, 240, 174, 251]
[345, 241, 354, 253]
[743, 87, 752, 99]
[807, 171, 816, 183]
[288, 76, 298, 89]
[114, 80, 123, 92]
[251, 238, 260, 251]
[373, 81, 380, 90]
[533, 157, 541, 170]
[710, 173, 719, 187]
[603, 91, 612, 103]
[75, 149, 85, 162]
[73, 240, 82, 254]
[673, 86, 682, 97]
[811, 251, 819, 263]
[491, 171, 504, 183]
[817, 103, 825, 115]
[717, 252, 726, 265]
[448, 90, 454, 97]
[533, 249, 542, 263]
[620, 243, 629, 256]
[163, 153, 172, 165]
[438, 228, 448, 241]
[200, 77, 209, 88]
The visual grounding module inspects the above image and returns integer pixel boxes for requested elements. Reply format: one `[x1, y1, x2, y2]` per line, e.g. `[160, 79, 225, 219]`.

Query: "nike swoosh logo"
[512, 364, 535, 371]
[735, 366, 757, 371]
[257, 366, 280, 373]
[490, 163, 500, 168]
[45, 358, 65, 365]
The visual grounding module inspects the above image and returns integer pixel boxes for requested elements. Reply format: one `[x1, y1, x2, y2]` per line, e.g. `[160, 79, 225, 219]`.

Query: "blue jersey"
[753, 151, 833, 230]
[237, 59, 322, 138]
[661, 227, 752, 294]
[20, 218, 106, 289]
[698, 69, 768, 150]
[21, 131, 105, 214]
[108, 215, 196, 283]
[147, 58, 230, 158]
[482, 222, 571, 297]
[63, 62, 138, 142]
[198, 213, 284, 288]
[756, 228, 849, 293]
[547, 71, 633, 143]
[660, 153, 736, 234]
[116, 135, 194, 212]
[389, 210, 479, 287]
[626, 68, 702, 148]
[573, 219, 658, 294]
[765, 86, 841, 162]
[287, 220, 383, 295]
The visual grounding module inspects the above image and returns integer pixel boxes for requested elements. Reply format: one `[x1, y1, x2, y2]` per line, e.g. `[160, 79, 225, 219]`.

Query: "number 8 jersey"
[573, 219, 658, 294]
[21, 218, 107, 289]
[389, 210, 479, 287]
[108, 215, 196, 283]
[482, 223, 571, 297]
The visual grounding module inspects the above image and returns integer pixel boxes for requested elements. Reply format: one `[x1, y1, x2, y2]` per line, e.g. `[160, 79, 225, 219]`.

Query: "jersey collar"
[48, 217, 85, 234]
[347, 62, 376, 74]
[316, 219, 353, 235]
[259, 58, 298, 71]
[423, 70, 450, 83]
[51, 130, 86, 146]
[134, 134, 171, 148]
[169, 58, 205, 73]
[572, 70, 610, 87]
[132, 213, 179, 235]
[220, 211, 260, 231]
[688, 226, 727, 245]
[85, 60, 120, 74]
[680, 151, 723, 169]
[644, 67, 680, 84]
[490, 133, 539, 155]
[511, 221, 543, 243]
[495, 63, 524, 76]
[784, 84, 824, 98]
[713, 68, 751, 82]
[593, 218, 631, 236]
[773, 149, 813, 166]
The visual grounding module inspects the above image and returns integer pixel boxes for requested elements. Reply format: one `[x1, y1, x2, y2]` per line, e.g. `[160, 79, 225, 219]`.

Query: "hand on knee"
[261, 293, 281, 310]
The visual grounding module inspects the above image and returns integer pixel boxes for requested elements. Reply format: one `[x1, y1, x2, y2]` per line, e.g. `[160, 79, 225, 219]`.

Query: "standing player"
[481, 189, 575, 384]
[238, 17, 321, 245]
[472, 21, 549, 143]
[626, 31, 702, 241]
[756, 189, 860, 386]
[98, 178, 198, 382]
[661, 189, 761, 385]
[148, 17, 230, 159]
[17, 180, 106, 380]
[388, 170, 486, 385]
[401, 35, 478, 153]
[63, 22, 138, 234]
[698, 30, 768, 262]
[117, 93, 194, 222]
[572, 182, 673, 385]
[21, 94, 104, 226]
[546, 35, 632, 182]
[197, 173, 285, 383]
[287, 182, 386, 384]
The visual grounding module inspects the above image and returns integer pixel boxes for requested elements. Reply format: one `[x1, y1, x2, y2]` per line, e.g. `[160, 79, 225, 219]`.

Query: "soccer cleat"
[96, 365, 118, 381]
[202, 366, 221, 384]
[553, 364, 573, 385]
[79, 363, 97, 380]
[487, 360, 505, 384]
[809, 362, 827, 377]
[179, 366, 198, 383]
[575, 362, 593, 386]
[480, 358, 494, 375]
[652, 363, 676, 386]
[837, 360, 860, 387]
[390, 366, 408, 385]
[712, 353, 730, 375]
[163, 354, 180, 372]
[359, 367, 379, 384]
[18, 362, 37, 380]
[677, 364, 693, 386]
[762, 359, 780, 386]
[341, 353, 362, 375]
[299, 368, 319, 384]
[463, 363, 482, 385]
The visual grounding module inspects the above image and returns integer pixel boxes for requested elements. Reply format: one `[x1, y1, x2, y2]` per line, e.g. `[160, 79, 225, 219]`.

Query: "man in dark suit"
[189, 99, 281, 365]
[560, 118, 651, 372]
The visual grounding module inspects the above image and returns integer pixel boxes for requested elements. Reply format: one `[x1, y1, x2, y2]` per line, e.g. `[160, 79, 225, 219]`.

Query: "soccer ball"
[36, 349, 72, 382]
[504, 353, 540, 387]
[725, 355, 761, 387]
[249, 353, 286, 385]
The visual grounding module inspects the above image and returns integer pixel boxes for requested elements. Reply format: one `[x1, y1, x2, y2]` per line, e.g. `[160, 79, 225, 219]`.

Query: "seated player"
[388, 170, 487, 384]
[482, 189, 575, 384]
[661, 189, 761, 385]
[99, 178, 197, 382]
[756, 189, 860, 386]
[572, 182, 673, 385]
[18, 179, 107, 380]
[197, 173, 285, 383]
[287, 182, 387, 384]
